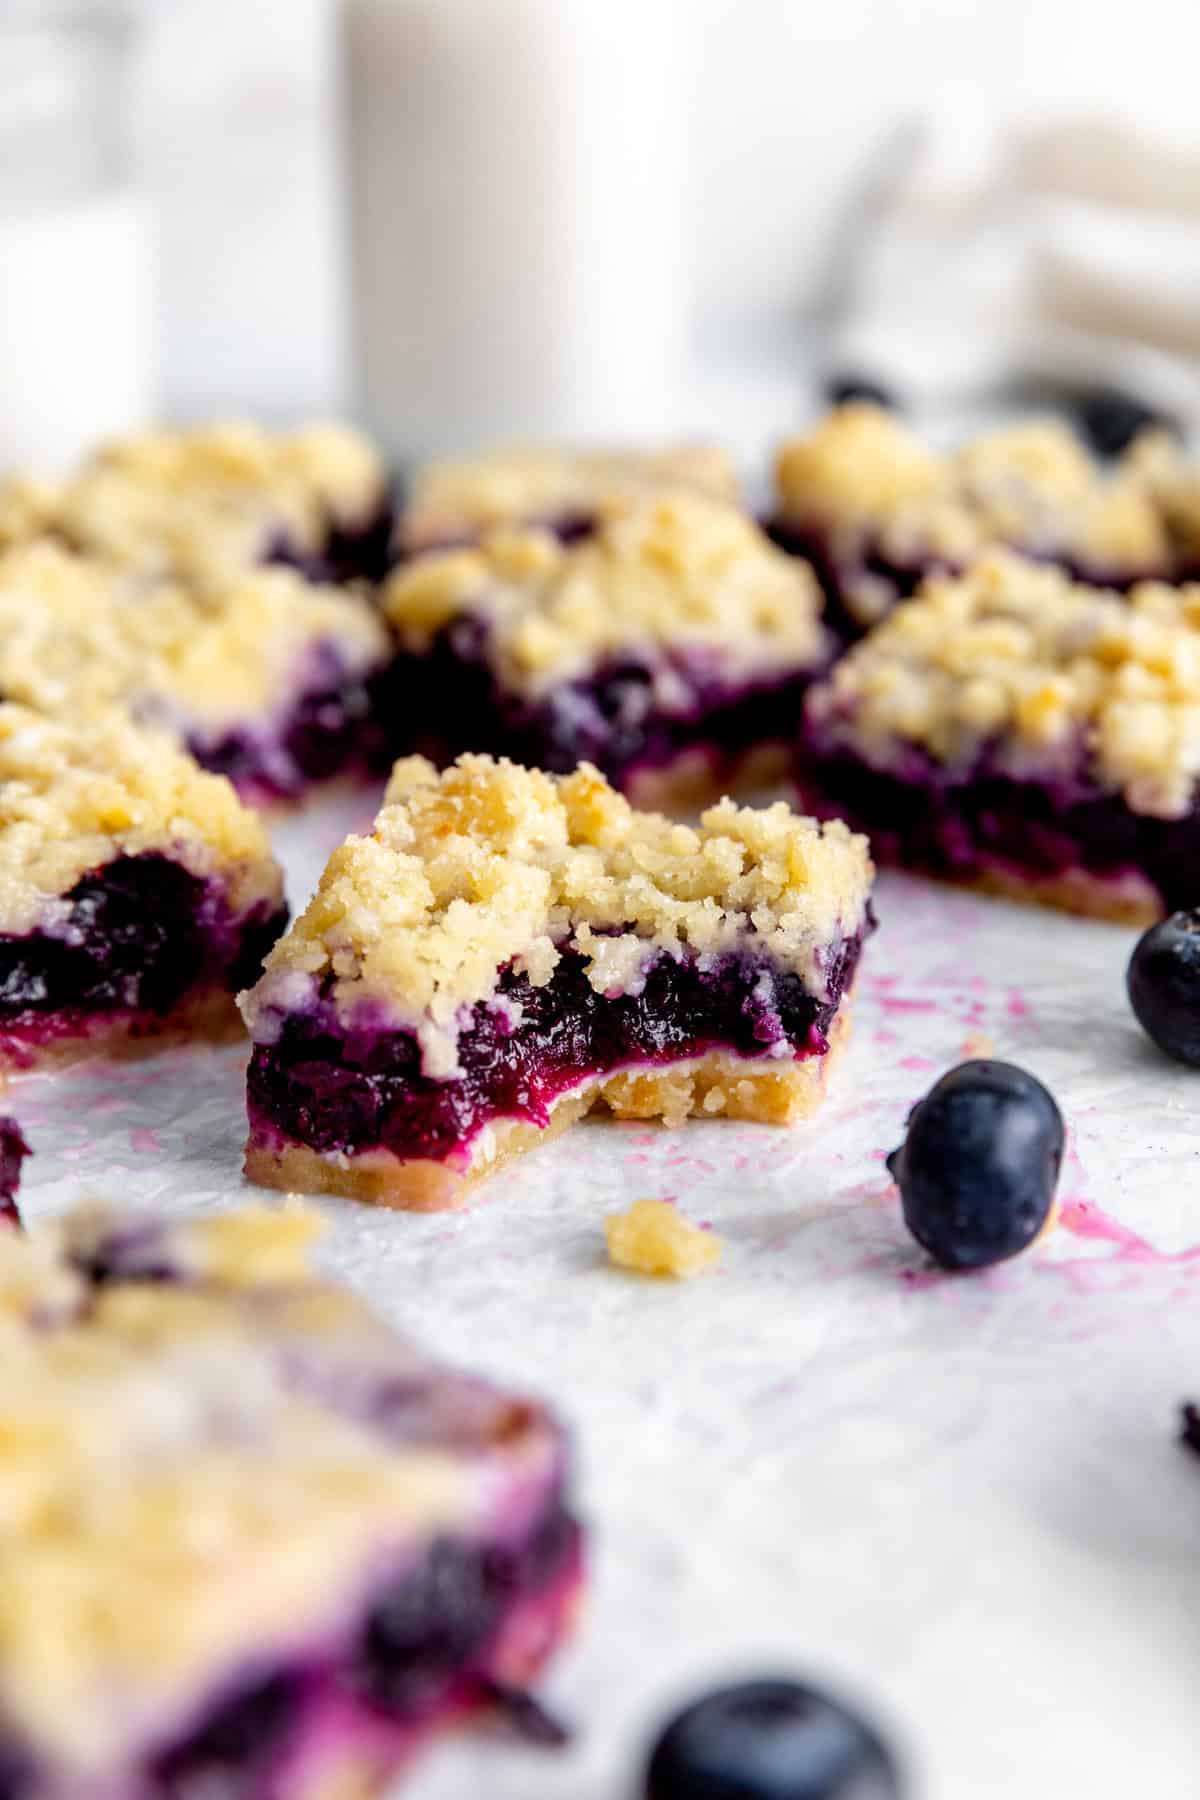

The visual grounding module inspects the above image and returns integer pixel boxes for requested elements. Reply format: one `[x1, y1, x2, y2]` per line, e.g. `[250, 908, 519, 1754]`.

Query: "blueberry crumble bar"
[0, 703, 287, 1070]
[397, 441, 738, 553]
[0, 544, 391, 806]
[23, 419, 394, 588]
[241, 754, 874, 1209]
[0, 1119, 29, 1227]
[380, 494, 829, 808]
[771, 404, 1169, 638]
[798, 551, 1200, 922]
[0, 1204, 581, 1798]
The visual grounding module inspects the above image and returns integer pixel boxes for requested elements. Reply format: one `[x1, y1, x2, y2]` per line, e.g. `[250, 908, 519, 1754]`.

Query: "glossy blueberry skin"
[1074, 386, 1172, 459]
[823, 372, 898, 412]
[1127, 910, 1200, 1067]
[645, 1679, 902, 1800]
[887, 1060, 1064, 1271]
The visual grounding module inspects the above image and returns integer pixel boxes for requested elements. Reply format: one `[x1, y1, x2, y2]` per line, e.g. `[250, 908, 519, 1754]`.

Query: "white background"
[138, 0, 1200, 418]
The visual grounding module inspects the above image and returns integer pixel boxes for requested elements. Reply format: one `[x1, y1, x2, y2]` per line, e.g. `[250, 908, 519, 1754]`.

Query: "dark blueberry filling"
[377, 622, 816, 791]
[397, 510, 601, 562]
[68, 1221, 185, 1288]
[249, 937, 867, 1163]
[188, 643, 390, 803]
[0, 1747, 35, 1800]
[765, 521, 945, 641]
[475, 1679, 572, 1747]
[0, 1118, 29, 1225]
[136, 1503, 578, 1799]
[149, 1670, 305, 1795]
[265, 501, 398, 586]
[0, 853, 287, 1043]
[354, 1504, 577, 1716]
[768, 521, 1165, 642]
[356, 1541, 505, 1714]
[798, 733, 1200, 911]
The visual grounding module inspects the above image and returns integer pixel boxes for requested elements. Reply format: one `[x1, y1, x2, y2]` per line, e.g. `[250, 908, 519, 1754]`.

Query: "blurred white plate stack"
[342, 0, 691, 463]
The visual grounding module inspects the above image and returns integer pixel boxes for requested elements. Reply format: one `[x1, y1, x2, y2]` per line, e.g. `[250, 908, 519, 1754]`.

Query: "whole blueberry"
[1074, 386, 1173, 459]
[887, 1060, 1064, 1270]
[644, 1678, 902, 1800]
[1127, 909, 1200, 1066]
[823, 372, 899, 412]
[1180, 1402, 1200, 1459]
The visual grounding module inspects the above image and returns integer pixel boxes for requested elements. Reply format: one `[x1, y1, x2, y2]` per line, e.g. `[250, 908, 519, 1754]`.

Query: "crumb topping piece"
[242, 754, 873, 1075]
[604, 1199, 723, 1278]
[0, 702, 284, 935]
[20, 419, 386, 587]
[0, 472, 62, 552]
[398, 441, 739, 548]
[384, 493, 826, 693]
[0, 1205, 514, 1766]
[808, 550, 1200, 817]
[1130, 429, 1200, 564]
[774, 404, 1168, 571]
[0, 542, 387, 734]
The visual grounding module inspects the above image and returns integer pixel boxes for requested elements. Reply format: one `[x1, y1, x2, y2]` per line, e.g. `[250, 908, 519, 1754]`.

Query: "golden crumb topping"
[0, 1205, 527, 1770]
[0, 543, 387, 737]
[242, 754, 873, 1077]
[0, 703, 284, 934]
[0, 472, 62, 551]
[1129, 429, 1200, 564]
[774, 404, 1168, 573]
[808, 550, 1200, 817]
[605, 1198, 723, 1278]
[384, 493, 825, 694]
[399, 440, 739, 549]
[776, 404, 943, 522]
[40, 419, 385, 588]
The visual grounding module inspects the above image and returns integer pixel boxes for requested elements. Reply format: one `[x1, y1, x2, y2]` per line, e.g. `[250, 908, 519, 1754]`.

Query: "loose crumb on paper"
[604, 1198, 723, 1279]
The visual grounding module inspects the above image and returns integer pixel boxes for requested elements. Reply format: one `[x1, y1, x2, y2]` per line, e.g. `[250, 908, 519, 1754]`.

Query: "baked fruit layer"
[246, 1018, 854, 1212]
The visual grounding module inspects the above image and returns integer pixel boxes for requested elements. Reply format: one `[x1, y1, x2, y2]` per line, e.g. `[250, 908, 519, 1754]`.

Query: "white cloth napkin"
[827, 110, 1200, 425]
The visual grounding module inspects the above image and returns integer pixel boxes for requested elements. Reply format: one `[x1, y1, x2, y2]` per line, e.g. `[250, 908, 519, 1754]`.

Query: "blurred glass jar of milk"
[0, 1, 154, 472]
[342, 0, 690, 461]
